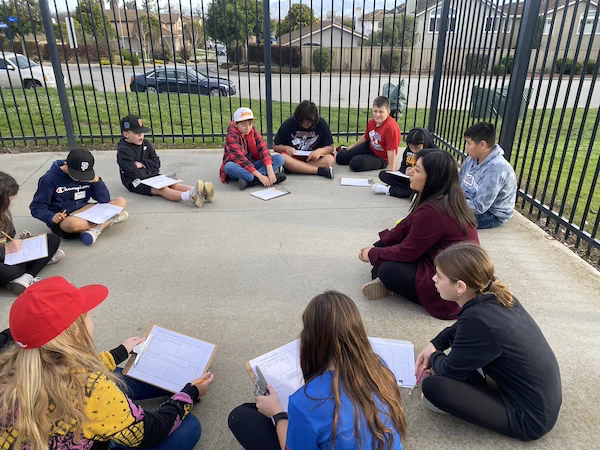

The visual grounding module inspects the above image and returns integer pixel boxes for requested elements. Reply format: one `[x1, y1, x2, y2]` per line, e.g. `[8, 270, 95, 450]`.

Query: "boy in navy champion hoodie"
[30, 149, 128, 246]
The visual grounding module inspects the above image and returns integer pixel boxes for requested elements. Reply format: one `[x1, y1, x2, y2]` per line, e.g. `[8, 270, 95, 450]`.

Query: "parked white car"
[0, 52, 66, 89]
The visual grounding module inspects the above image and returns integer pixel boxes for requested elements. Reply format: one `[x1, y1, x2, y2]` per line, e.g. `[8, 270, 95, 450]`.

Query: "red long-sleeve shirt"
[220, 121, 272, 183]
[368, 202, 479, 320]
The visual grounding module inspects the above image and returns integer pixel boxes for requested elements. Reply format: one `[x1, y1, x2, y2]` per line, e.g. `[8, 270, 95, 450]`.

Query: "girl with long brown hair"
[0, 171, 63, 295]
[415, 243, 562, 441]
[359, 150, 479, 319]
[228, 291, 407, 450]
[0, 276, 214, 450]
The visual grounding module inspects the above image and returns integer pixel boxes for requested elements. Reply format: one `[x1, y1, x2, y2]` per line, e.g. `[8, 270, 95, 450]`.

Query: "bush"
[100, 58, 111, 66]
[465, 53, 490, 75]
[585, 59, 596, 74]
[154, 59, 165, 65]
[381, 49, 401, 73]
[493, 55, 514, 75]
[179, 47, 192, 61]
[312, 48, 333, 72]
[153, 48, 173, 63]
[121, 50, 140, 65]
[554, 58, 583, 74]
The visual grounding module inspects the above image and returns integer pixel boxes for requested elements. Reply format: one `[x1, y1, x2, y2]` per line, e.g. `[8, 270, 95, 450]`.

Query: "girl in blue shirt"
[228, 291, 407, 450]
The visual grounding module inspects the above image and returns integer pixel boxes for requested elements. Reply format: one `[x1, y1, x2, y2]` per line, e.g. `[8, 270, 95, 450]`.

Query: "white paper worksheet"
[248, 340, 303, 412]
[125, 326, 216, 393]
[294, 150, 312, 157]
[73, 203, 123, 224]
[251, 188, 290, 201]
[4, 234, 48, 265]
[368, 337, 417, 388]
[341, 178, 371, 186]
[140, 175, 182, 189]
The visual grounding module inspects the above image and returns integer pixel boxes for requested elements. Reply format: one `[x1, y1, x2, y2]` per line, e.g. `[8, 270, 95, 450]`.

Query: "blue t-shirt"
[286, 371, 403, 450]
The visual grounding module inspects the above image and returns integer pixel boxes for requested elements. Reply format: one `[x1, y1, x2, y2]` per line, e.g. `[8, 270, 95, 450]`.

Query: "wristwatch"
[271, 412, 288, 426]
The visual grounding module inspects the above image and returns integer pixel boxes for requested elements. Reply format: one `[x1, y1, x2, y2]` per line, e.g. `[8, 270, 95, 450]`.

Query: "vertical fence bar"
[39, 0, 76, 148]
[497, 0, 541, 160]
[427, 0, 450, 133]
[262, 0, 273, 147]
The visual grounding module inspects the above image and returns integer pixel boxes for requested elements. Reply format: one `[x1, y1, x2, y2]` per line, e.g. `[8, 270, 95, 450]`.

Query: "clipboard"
[123, 323, 217, 393]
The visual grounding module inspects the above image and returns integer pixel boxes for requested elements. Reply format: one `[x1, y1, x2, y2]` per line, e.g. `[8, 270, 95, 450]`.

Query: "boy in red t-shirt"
[336, 96, 401, 172]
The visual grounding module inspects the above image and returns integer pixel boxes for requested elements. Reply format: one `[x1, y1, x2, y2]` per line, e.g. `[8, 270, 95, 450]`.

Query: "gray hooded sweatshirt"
[459, 144, 517, 222]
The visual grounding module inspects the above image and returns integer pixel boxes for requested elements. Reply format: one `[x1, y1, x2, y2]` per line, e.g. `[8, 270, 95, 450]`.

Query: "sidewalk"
[0, 150, 598, 450]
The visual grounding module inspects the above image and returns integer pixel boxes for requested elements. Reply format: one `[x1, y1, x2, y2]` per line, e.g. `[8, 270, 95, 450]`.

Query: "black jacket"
[116, 138, 161, 190]
[399, 128, 439, 173]
[430, 293, 562, 440]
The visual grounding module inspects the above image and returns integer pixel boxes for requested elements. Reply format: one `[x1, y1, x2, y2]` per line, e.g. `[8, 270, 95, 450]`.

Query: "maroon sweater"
[368, 202, 479, 320]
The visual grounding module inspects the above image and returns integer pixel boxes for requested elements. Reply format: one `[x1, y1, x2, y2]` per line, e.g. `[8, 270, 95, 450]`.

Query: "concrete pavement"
[0, 150, 598, 449]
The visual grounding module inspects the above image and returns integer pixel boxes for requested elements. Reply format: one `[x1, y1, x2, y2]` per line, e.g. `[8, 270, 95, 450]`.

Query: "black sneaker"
[283, 167, 292, 175]
[317, 167, 334, 179]
[274, 173, 287, 184]
[238, 178, 249, 190]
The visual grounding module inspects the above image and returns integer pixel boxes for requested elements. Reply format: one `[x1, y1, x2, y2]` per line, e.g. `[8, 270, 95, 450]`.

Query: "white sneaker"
[8, 273, 34, 295]
[189, 180, 205, 208]
[80, 227, 101, 246]
[109, 210, 129, 225]
[372, 183, 390, 195]
[47, 249, 65, 265]
[421, 393, 448, 415]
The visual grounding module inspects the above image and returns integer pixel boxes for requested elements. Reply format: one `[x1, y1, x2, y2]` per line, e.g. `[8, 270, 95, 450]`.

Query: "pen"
[1, 231, 14, 241]
[409, 368, 426, 396]
[134, 334, 153, 366]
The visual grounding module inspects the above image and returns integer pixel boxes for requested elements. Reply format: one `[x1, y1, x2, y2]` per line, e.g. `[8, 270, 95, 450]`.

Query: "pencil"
[192, 376, 210, 386]
[409, 368, 426, 396]
[62, 209, 67, 215]
[1, 231, 14, 241]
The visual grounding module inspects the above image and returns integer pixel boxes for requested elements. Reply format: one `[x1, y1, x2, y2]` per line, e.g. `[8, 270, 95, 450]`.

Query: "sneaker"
[274, 173, 287, 184]
[361, 277, 392, 300]
[283, 167, 292, 175]
[422, 394, 448, 415]
[372, 183, 390, 195]
[238, 178, 249, 190]
[79, 227, 101, 246]
[109, 210, 129, 225]
[47, 249, 65, 265]
[8, 273, 34, 295]
[203, 182, 216, 203]
[19, 230, 32, 239]
[335, 145, 347, 155]
[317, 167, 334, 179]
[189, 180, 205, 207]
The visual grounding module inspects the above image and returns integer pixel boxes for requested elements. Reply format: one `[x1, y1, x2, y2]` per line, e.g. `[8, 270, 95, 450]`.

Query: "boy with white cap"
[220, 107, 286, 190]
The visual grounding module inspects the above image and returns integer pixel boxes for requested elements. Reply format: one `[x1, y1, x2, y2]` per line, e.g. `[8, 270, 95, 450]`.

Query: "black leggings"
[0, 233, 61, 285]
[378, 170, 414, 198]
[371, 240, 420, 304]
[422, 375, 516, 439]
[336, 142, 387, 172]
[228, 403, 280, 450]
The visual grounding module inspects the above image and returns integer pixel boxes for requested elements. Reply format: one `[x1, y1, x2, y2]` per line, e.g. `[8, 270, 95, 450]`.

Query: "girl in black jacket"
[415, 242, 562, 441]
[372, 127, 439, 198]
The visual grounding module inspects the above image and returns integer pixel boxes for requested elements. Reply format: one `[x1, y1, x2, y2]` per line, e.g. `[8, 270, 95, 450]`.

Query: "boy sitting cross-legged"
[117, 114, 214, 207]
[220, 108, 286, 190]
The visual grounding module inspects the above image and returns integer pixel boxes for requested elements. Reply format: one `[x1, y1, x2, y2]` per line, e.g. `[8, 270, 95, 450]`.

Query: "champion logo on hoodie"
[56, 184, 91, 194]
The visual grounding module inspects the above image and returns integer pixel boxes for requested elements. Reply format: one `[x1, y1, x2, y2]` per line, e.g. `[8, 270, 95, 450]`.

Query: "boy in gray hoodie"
[460, 122, 517, 229]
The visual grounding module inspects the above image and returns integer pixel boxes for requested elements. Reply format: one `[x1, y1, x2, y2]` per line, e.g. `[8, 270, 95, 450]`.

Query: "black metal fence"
[0, 0, 598, 258]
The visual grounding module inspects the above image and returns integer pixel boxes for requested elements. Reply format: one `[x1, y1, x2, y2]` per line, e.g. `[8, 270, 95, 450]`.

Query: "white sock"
[181, 190, 191, 202]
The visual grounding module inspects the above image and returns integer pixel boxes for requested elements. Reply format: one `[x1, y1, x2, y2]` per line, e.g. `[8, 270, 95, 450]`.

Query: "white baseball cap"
[233, 107, 255, 122]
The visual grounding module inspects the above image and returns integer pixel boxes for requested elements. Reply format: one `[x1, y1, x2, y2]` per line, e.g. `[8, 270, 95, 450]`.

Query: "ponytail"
[480, 277, 514, 307]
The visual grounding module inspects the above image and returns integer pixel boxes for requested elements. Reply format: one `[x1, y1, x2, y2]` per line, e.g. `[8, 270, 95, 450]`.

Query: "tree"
[130, 13, 161, 59]
[276, 4, 317, 37]
[366, 15, 416, 48]
[204, 0, 264, 45]
[182, 19, 205, 53]
[342, 18, 355, 29]
[1, 0, 42, 54]
[75, 1, 116, 40]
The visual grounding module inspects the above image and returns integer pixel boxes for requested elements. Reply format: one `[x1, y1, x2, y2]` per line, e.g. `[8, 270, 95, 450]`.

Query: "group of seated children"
[0, 243, 561, 449]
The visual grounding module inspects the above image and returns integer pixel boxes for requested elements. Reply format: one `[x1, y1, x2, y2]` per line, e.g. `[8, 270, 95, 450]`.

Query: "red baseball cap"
[9, 276, 109, 349]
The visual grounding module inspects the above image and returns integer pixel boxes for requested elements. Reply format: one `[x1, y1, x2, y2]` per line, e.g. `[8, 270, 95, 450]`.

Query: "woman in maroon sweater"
[359, 150, 479, 319]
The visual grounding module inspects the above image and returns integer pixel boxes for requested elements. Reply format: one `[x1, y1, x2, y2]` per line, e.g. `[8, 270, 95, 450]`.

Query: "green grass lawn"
[0, 88, 597, 236]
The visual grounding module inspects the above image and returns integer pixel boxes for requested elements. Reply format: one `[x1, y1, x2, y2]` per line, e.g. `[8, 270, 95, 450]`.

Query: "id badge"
[132, 178, 141, 188]
[74, 190, 86, 200]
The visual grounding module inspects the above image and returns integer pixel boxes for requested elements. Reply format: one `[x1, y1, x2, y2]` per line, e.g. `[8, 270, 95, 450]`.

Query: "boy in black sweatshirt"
[117, 114, 215, 207]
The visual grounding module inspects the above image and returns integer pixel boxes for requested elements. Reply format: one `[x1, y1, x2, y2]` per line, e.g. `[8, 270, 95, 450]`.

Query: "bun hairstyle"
[435, 242, 514, 307]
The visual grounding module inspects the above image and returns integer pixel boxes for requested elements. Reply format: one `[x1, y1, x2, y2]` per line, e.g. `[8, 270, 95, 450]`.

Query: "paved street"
[54, 62, 600, 109]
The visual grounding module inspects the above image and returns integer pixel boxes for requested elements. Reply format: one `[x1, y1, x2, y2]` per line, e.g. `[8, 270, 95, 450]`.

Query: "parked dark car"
[130, 67, 236, 96]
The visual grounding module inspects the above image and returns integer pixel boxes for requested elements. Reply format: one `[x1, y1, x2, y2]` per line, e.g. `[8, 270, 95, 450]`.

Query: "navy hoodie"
[30, 160, 111, 228]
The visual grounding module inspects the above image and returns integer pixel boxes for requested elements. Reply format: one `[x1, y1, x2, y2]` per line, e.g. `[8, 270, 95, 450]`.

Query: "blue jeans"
[224, 154, 285, 182]
[110, 368, 202, 450]
[476, 211, 503, 229]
